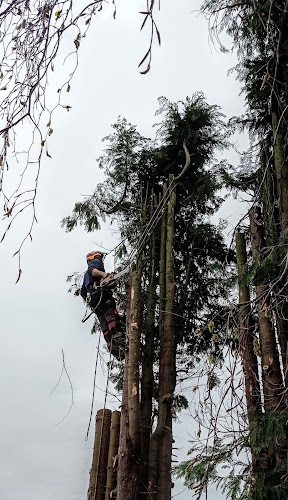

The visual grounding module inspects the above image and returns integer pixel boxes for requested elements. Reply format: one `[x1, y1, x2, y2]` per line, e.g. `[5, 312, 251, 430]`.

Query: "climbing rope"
[85, 332, 102, 441]
[127, 178, 176, 264]
[81, 289, 103, 323]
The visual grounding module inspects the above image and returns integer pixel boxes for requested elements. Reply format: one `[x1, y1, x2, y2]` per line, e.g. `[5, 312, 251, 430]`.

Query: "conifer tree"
[174, 2, 288, 497]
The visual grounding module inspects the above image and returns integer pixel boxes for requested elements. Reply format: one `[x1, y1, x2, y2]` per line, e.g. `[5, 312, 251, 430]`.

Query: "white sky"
[0, 1, 250, 499]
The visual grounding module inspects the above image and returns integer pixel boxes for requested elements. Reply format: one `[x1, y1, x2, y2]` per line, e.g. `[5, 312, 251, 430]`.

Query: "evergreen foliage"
[174, 2, 288, 499]
[62, 94, 234, 361]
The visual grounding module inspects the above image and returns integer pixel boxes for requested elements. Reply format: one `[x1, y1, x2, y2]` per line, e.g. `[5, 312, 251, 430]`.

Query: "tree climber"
[80, 250, 125, 360]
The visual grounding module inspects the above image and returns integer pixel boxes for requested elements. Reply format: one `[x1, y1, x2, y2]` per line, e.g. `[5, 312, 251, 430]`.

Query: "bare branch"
[0, 0, 162, 275]
[175, 140, 191, 183]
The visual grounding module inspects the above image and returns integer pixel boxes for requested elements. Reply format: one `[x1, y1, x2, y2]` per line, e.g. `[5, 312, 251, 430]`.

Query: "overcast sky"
[0, 1, 249, 499]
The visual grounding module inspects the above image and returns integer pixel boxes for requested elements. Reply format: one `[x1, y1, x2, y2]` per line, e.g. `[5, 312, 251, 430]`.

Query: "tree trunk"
[147, 184, 168, 498]
[117, 279, 138, 500]
[157, 176, 177, 500]
[249, 207, 284, 411]
[268, 2, 288, 370]
[271, 109, 288, 232]
[260, 142, 288, 373]
[140, 197, 157, 498]
[118, 183, 146, 500]
[128, 263, 142, 449]
[262, 124, 288, 376]
[270, 0, 288, 227]
[117, 354, 136, 500]
[174, 255, 191, 345]
[105, 411, 121, 500]
[117, 262, 142, 500]
[159, 184, 168, 328]
[88, 409, 112, 500]
[236, 231, 261, 420]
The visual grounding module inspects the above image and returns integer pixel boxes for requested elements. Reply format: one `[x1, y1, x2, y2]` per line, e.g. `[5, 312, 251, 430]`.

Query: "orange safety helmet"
[86, 250, 104, 261]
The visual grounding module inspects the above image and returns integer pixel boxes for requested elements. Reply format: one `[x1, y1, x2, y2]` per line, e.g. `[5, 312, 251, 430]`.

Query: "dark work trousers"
[89, 289, 122, 343]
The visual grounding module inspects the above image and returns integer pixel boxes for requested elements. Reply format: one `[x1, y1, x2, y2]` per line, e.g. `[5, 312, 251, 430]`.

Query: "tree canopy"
[63, 94, 234, 358]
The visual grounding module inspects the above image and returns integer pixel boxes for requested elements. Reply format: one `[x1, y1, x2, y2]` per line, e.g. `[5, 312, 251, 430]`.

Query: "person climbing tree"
[81, 251, 125, 360]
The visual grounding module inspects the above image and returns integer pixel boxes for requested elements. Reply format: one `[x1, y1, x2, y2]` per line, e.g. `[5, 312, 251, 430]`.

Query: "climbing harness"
[81, 288, 104, 323]
[85, 332, 102, 441]
[81, 266, 130, 324]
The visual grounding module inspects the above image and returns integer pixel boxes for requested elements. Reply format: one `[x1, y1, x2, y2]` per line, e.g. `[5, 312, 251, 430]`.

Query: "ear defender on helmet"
[86, 251, 104, 262]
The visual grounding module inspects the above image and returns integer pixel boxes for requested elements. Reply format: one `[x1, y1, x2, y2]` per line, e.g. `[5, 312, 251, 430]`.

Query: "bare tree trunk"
[88, 409, 112, 500]
[140, 197, 157, 498]
[236, 231, 261, 420]
[157, 176, 177, 500]
[117, 280, 136, 500]
[147, 185, 168, 498]
[270, 0, 288, 231]
[264, 121, 288, 376]
[249, 207, 284, 411]
[117, 261, 142, 500]
[105, 411, 121, 500]
[159, 184, 167, 329]
[118, 183, 146, 500]
[269, 1, 288, 378]
[117, 355, 135, 500]
[174, 255, 191, 344]
[128, 263, 142, 453]
[271, 110, 288, 232]
[260, 142, 288, 374]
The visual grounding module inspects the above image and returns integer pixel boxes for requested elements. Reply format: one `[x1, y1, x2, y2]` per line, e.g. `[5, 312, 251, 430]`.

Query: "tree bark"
[117, 261, 142, 500]
[159, 184, 168, 326]
[271, 109, 288, 232]
[249, 207, 284, 411]
[157, 176, 177, 500]
[236, 231, 261, 420]
[105, 411, 121, 500]
[140, 196, 157, 498]
[147, 185, 168, 498]
[261, 141, 288, 377]
[128, 263, 142, 454]
[117, 354, 136, 500]
[269, 4, 288, 374]
[262, 128, 288, 382]
[117, 279, 138, 500]
[88, 409, 112, 500]
[270, 0, 288, 229]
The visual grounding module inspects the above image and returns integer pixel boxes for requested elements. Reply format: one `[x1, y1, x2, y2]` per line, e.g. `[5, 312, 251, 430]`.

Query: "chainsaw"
[100, 266, 130, 288]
